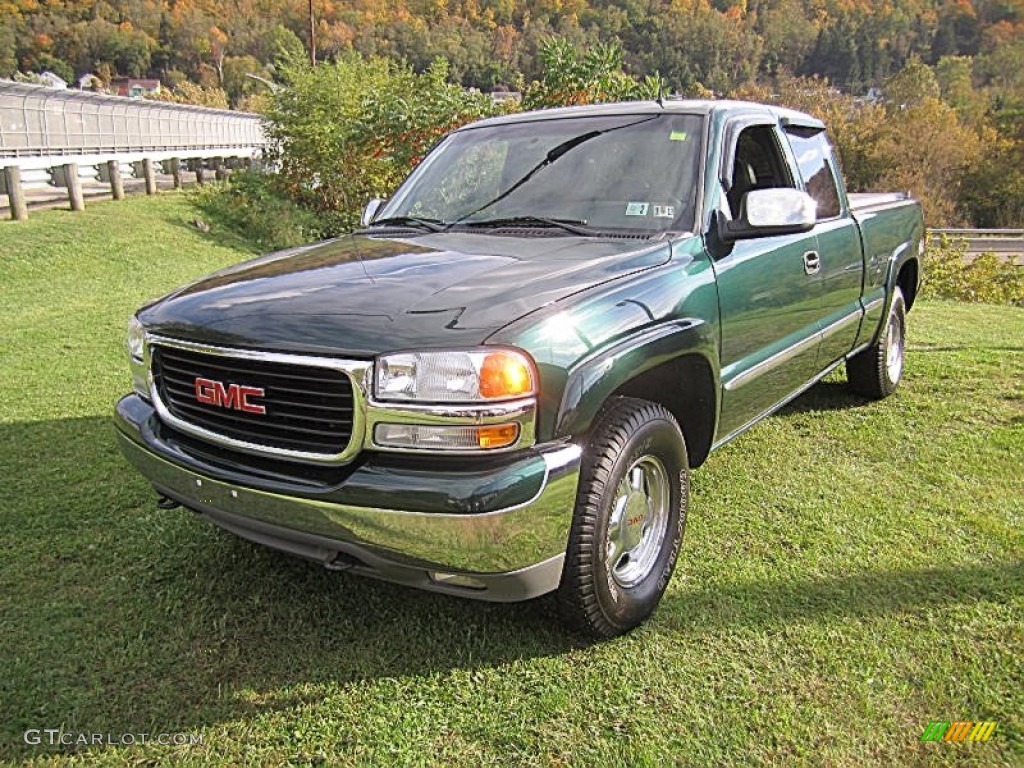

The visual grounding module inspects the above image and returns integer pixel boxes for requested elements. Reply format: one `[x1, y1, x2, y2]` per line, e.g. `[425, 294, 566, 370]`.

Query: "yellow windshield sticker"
[670, 131, 688, 141]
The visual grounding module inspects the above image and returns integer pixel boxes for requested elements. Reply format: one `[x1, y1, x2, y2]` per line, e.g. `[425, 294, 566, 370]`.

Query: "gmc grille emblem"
[194, 377, 266, 415]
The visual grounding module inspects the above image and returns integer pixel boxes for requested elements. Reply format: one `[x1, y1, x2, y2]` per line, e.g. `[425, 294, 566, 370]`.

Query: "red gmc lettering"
[237, 386, 266, 414]
[193, 378, 266, 415]
[217, 381, 239, 409]
[194, 377, 218, 404]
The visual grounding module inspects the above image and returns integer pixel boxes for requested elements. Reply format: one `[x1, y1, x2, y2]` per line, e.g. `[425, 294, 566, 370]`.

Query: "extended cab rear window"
[784, 128, 842, 219]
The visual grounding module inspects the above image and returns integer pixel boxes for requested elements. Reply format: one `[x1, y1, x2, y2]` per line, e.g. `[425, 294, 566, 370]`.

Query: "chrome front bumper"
[114, 395, 581, 601]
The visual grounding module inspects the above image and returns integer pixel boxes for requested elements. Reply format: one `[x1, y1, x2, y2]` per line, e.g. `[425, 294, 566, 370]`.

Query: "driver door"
[713, 121, 824, 438]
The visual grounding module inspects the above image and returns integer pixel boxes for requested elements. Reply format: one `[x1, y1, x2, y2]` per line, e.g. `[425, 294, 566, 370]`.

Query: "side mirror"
[719, 188, 817, 242]
[361, 198, 386, 227]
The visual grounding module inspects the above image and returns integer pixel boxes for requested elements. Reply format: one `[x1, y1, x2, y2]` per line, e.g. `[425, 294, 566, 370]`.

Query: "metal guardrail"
[1, 81, 271, 220]
[928, 228, 1024, 237]
[926, 228, 1024, 264]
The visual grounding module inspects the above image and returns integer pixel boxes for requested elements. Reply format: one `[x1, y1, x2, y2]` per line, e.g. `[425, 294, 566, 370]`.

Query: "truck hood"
[138, 232, 673, 356]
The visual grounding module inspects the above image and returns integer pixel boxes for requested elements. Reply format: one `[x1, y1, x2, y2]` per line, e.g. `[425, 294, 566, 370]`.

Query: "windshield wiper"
[365, 215, 446, 232]
[456, 215, 598, 237]
[445, 116, 659, 229]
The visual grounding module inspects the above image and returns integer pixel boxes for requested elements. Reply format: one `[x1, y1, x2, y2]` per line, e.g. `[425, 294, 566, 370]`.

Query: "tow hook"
[324, 552, 359, 571]
[156, 494, 181, 510]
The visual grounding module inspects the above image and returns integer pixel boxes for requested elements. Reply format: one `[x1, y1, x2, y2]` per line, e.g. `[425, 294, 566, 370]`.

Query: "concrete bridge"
[0, 81, 270, 220]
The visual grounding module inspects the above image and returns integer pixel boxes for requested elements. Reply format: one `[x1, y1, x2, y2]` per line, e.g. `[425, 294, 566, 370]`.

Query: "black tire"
[556, 397, 688, 639]
[847, 286, 906, 400]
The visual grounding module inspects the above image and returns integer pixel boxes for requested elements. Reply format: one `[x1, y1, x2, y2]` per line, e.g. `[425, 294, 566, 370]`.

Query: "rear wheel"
[847, 286, 906, 399]
[557, 397, 688, 638]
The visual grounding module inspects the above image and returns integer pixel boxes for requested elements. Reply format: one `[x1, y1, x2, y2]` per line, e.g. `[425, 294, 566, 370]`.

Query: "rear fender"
[861, 240, 921, 349]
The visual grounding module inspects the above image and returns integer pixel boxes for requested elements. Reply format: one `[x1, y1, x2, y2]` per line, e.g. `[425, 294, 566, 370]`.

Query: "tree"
[883, 56, 940, 106]
[931, 0, 981, 59]
[755, 0, 816, 77]
[209, 26, 229, 83]
[871, 97, 985, 226]
[521, 38, 658, 109]
[0, 16, 20, 78]
[260, 24, 306, 72]
[935, 55, 987, 124]
[34, 53, 74, 83]
[804, 15, 862, 91]
[959, 137, 1024, 226]
[149, 81, 230, 108]
[222, 55, 265, 105]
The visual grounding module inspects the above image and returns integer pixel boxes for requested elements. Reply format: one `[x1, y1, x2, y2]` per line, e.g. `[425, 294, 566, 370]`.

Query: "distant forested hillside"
[5, 1, 1021, 226]
[2, 0, 1022, 102]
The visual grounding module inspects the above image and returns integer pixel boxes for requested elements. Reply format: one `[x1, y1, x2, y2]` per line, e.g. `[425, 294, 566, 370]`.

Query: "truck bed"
[849, 191, 924, 346]
[848, 191, 913, 213]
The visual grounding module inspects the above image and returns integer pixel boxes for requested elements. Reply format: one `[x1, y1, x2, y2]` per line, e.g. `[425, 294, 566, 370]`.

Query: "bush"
[266, 54, 500, 231]
[924, 235, 1024, 306]
[191, 171, 332, 251]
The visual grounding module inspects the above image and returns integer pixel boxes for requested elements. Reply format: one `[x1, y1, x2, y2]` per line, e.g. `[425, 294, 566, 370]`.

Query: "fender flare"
[554, 318, 720, 442]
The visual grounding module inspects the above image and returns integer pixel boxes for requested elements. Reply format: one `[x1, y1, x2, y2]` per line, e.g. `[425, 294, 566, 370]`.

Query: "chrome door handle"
[803, 250, 821, 276]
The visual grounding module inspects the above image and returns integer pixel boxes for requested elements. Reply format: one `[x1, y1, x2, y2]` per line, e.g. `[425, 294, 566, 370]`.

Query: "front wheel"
[847, 286, 906, 399]
[556, 397, 688, 638]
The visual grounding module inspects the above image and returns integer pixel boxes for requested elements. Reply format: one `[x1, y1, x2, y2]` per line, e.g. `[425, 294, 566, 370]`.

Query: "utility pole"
[308, 0, 316, 66]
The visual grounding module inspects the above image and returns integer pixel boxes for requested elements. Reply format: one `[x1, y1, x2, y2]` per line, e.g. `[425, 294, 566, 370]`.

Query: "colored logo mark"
[921, 721, 997, 742]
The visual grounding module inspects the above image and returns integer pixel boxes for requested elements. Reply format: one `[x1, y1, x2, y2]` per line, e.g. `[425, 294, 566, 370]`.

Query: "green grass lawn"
[1, 193, 1021, 767]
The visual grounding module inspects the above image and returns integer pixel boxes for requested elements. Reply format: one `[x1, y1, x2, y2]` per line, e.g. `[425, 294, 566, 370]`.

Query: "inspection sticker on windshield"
[625, 202, 649, 216]
[653, 204, 676, 218]
[669, 131, 688, 141]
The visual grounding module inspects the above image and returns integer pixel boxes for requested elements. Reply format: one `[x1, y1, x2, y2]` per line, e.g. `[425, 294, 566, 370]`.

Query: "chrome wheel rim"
[606, 455, 670, 588]
[886, 310, 904, 384]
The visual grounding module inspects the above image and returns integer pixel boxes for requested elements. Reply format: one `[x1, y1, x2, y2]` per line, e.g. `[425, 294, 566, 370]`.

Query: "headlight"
[127, 316, 146, 361]
[375, 348, 536, 403]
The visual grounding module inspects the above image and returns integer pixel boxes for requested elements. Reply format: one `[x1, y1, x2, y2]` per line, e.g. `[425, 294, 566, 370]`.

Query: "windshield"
[378, 113, 704, 235]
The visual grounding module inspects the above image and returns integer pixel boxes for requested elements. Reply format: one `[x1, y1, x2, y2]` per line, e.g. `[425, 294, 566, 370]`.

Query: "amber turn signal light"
[476, 424, 519, 449]
[374, 422, 521, 450]
[479, 351, 534, 399]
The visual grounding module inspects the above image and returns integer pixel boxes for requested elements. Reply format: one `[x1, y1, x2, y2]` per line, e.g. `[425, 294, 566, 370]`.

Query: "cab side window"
[785, 128, 842, 219]
[727, 125, 795, 219]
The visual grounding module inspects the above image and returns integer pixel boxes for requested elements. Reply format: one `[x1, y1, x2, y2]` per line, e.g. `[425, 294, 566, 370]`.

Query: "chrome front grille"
[148, 338, 366, 464]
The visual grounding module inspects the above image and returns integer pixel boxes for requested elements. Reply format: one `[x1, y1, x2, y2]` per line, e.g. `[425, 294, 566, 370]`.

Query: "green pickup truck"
[115, 100, 924, 637]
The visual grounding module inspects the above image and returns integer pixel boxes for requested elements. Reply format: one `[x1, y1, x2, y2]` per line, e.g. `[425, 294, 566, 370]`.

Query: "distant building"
[110, 78, 162, 98]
